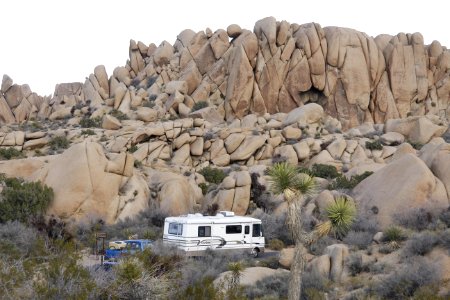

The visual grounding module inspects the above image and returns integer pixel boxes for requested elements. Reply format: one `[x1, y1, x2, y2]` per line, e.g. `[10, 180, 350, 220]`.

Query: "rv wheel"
[250, 248, 260, 258]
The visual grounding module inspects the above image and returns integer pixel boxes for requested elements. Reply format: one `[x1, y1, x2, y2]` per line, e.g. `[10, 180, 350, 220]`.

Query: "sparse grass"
[81, 129, 96, 136]
[383, 226, 407, 242]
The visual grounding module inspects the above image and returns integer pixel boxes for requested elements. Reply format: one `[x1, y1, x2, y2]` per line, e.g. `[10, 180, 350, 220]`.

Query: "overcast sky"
[1, 0, 448, 96]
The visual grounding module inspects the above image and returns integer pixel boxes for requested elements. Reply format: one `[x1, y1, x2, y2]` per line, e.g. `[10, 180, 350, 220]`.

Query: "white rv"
[163, 211, 265, 257]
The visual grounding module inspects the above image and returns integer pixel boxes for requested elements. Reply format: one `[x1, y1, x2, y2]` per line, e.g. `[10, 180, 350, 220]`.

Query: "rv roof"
[164, 213, 261, 224]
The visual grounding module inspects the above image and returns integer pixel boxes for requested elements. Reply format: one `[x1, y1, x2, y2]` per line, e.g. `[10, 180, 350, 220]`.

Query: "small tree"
[0, 176, 54, 224]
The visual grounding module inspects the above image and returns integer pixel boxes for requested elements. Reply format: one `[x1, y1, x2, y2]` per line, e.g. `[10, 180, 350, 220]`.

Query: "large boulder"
[146, 169, 201, 216]
[282, 103, 324, 126]
[353, 154, 448, 228]
[419, 139, 450, 199]
[31, 142, 139, 224]
[385, 116, 448, 145]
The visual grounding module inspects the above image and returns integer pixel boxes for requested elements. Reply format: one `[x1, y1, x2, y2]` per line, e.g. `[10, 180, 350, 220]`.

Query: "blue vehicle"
[104, 239, 152, 265]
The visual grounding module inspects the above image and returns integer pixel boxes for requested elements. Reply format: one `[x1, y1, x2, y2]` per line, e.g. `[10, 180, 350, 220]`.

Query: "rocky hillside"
[0, 17, 449, 227]
[1, 17, 450, 129]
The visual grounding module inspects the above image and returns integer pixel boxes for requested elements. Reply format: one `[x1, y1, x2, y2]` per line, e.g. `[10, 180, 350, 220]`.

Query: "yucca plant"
[267, 162, 317, 300]
[316, 197, 356, 239]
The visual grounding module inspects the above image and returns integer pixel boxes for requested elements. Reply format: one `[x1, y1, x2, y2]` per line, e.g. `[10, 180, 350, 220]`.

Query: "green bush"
[0, 147, 25, 160]
[81, 129, 96, 136]
[0, 176, 54, 223]
[191, 101, 208, 112]
[310, 164, 340, 179]
[268, 238, 285, 250]
[328, 171, 373, 190]
[129, 144, 138, 153]
[365, 140, 383, 150]
[383, 226, 407, 242]
[199, 182, 209, 195]
[80, 116, 102, 128]
[110, 109, 129, 120]
[199, 166, 226, 184]
[49, 136, 70, 151]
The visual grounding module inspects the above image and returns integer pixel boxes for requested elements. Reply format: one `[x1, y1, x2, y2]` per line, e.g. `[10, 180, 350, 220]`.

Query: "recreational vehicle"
[163, 211, 265, 257]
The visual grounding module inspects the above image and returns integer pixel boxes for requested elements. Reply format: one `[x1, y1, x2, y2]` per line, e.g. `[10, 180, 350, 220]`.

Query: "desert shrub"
[199, 182, 209, 195]
[129, 144, 138, 153]
[439, 229, 450, 252]
[268, 238, 285, 250]
[142, 100, 155, 108]
[328, 171, 373, 190]
[49, 136, 70, 151]
[258, 256, 280, 269]
[80, 116, 102, 128]
[365, 140, 383, 150]
[373, 257, 441, 299]
[394, 207, 436, 231]
[382, 226, 407, 242]
[250, 173, 276, 212]
[343, 230, 373, 250]
[308, 235, 335, 256]
[198, 166, 226, 184]
[438, 207, 450, 227]
[310, 164, 339, 179]
[379, 241, 401, 254]
[134, 159, 143, 168]
[191, 101, 208, 112]
[81, 129, 95, 136]
[346, 253, 368, 276]
[0, 147, 25, 160]
[245, 271, 289, 299]
[251, 209, 293, 246]
[301, 270, 331, 300]
[0, 221, 38, 256]
[110, 109, 129, 120]
[0, 176, 54, 223]
[403, 231, 439, 257]
[350, 214, 380, 234]
[178, 276, 223, 300]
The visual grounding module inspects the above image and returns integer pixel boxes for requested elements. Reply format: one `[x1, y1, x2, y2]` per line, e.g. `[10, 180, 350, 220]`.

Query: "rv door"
[243, 224, 252, 245]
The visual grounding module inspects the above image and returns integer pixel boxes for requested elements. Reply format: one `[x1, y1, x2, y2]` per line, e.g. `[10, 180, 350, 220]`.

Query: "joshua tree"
[316, 196, 356, 239]
[267, 162, 316, 300]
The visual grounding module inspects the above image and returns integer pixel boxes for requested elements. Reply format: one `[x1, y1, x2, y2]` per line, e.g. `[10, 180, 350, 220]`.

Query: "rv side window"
[198, 226, 211, 237]
[168, 223, 183, 235]
[226, 225, 242, 234]
[245, 225, 250, 234]
[252, 224, 261, 237]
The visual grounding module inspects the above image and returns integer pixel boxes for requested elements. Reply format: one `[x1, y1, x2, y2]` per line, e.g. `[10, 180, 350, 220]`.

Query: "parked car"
[108, 240, 126, 250]
[104, 239, 153, 265]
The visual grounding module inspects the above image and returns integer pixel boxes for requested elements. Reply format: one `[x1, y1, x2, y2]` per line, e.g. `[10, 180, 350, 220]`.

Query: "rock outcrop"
[1, 17, 450, 131]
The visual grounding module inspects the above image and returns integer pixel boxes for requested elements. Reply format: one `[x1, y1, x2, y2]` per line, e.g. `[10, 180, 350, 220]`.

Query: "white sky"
[1, 0, 448, 96]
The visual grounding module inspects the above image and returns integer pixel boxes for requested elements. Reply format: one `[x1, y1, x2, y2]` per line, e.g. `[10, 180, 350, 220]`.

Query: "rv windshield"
[168, 222, 183, 235]
[252, 224, 262, 237]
